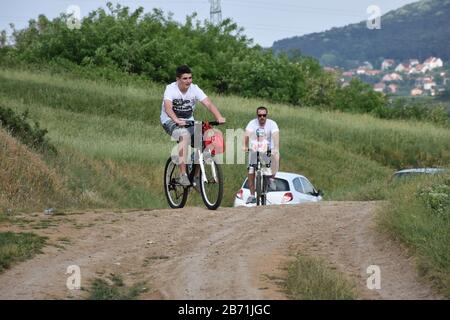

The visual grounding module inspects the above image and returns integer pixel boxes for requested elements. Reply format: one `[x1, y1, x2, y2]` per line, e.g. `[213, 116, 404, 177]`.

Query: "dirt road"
[0, 201, 442, 299]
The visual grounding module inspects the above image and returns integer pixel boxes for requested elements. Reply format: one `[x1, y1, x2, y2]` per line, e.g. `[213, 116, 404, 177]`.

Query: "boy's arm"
[201, 97, 226, 123]
[164, 100, 185, 126]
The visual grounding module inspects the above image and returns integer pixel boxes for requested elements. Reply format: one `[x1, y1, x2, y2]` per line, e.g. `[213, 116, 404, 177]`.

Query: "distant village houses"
[381, 59, 395, 70]
[411, 88, 423, 96]
[336, 56, 446, 96]
[388, 84, 398, 94]
[409, 59, 419, 66]
[373, 82, 386, 93]
[382, 73, 403, 82]
[395, 63, 411, 73]
[423, 57, 443, 69]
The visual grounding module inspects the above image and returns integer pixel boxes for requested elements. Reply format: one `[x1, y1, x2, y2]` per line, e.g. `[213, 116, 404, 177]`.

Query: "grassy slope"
[377, 176, 450, 298]
[0, 67, 449, 210]
[0, 66, 449, 297]
[0, 128, 71, 210]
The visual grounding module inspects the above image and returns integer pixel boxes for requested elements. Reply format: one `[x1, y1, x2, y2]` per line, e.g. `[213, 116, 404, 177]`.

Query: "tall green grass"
[377, 175, 450, 298]
[0, 67, 449, 210]
[284, 254, 357, 300]
[0, 232, 47, 272]
[87, 273, 147, 300]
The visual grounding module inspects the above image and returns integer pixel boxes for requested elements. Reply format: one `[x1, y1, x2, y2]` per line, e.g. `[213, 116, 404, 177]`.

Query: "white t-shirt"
[160, 82, 207, 124]
[245, 118, 279, 151]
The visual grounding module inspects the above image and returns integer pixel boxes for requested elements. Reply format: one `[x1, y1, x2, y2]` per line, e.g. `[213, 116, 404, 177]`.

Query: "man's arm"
[272, 131, 280, 153]
[164, 100, 185, 126]
[244, 130, 250, 151]
[201, 97, 226, 123]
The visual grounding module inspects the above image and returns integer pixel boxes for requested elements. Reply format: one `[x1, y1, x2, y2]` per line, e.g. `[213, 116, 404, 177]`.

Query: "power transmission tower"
[209, 0, 222, 25]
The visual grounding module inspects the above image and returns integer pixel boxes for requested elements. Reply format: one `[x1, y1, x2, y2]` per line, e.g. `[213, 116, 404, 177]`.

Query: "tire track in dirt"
[0, 202, 443, 299]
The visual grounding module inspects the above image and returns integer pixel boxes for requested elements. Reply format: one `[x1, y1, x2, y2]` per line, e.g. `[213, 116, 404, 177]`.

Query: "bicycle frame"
[164, 120, 223, 210]
[251, 149, 272, 206]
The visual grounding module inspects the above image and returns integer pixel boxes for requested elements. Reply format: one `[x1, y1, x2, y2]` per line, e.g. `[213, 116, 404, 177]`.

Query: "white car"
[233, 171, 323, 207]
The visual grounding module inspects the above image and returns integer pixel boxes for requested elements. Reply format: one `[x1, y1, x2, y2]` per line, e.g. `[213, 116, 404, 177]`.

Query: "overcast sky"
[1, 0, 418, 47]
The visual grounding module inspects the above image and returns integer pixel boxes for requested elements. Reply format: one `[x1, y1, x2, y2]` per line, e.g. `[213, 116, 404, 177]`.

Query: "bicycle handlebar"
[182, 120, 224, 127]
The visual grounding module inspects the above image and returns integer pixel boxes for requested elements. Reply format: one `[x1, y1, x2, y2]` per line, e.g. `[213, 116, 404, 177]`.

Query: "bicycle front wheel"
[164, 158, 188, 209]
[199, 159, 223, 210]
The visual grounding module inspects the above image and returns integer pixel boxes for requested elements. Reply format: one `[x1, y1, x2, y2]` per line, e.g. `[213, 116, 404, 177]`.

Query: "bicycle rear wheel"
[199, 159, 223, 210]
[261, 176, 267, 205]
[164, 158, 188, 208]
[256, 171, 262, 206]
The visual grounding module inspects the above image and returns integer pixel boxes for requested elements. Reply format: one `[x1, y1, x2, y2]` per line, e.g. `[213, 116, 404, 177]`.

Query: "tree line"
[1, 2, 447, 125]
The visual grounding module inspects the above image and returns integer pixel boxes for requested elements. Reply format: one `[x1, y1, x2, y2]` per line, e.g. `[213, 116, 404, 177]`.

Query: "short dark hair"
[176, 65, 192, 78]
[257, 106, 268, 114]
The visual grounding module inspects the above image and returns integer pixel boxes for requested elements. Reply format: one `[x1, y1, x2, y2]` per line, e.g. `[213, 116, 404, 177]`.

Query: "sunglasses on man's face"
[257, 114, 267, 118]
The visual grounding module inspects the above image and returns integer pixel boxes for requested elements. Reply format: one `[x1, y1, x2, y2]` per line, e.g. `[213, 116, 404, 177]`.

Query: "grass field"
[0, 65, 449, 298]
[1, 67, 449, 211]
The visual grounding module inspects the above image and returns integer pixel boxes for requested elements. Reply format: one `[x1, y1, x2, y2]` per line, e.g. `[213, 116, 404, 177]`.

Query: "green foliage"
[373, 98, 449, 126]
[88, 273, 147, 300]
[285, 254, 357, 300]
[418, 182, 450, 219]
[332, 78, 387, 113]
[3, 3, 344, 108]
[377, 176, 450, 297]
[0, 105, 56, 154]
[1, 68, 449, 211]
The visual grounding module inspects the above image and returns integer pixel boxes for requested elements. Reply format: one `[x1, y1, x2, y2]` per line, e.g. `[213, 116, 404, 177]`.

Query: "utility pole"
[209, 0, 222, 25]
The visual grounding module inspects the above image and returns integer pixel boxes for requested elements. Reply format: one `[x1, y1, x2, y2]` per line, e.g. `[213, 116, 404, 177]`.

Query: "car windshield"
[393, 170, 449, 180]
[243, 178, 290, 192]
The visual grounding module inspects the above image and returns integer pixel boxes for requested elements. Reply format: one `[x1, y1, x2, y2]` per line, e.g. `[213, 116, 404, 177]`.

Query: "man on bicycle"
[161, 65, 226, 186]
[243, 106, 280, 204]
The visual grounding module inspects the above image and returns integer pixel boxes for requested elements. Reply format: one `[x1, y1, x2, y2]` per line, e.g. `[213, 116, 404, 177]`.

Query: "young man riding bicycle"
[243, 106, 280, 204]
[161, 65, 226, 187]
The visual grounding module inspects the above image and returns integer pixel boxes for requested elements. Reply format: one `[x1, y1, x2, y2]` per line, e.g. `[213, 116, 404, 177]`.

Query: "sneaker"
[193, 176, 201, 193]
[178, 173, 191, 186]
[246, 195, 257, 204]
[268, 177, 276, 191]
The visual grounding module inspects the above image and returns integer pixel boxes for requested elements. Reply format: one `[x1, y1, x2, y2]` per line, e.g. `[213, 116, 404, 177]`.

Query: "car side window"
[293, 178, 304, 193]
[271, 178, 290, 192]
[300, 177, 315, 195]
[244, 178, 290, 191]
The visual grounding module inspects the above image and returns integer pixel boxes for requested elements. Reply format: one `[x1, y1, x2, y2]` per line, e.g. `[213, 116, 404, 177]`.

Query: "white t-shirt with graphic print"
[160, 82, 207, 124]
[245, 118, 279, 151]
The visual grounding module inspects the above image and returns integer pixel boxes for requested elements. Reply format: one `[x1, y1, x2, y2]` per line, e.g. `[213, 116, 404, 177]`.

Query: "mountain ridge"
[272, 0, 450, 68]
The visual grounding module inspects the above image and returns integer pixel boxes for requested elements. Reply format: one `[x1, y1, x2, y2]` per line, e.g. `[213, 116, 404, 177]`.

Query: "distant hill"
[272, 0, 450, 68]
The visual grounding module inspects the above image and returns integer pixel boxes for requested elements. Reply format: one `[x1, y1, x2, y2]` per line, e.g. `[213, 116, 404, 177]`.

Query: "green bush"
[0, 232, 47, 272]
[0, 105, 56, 154]
[332, 78, 387, 113]
[1, 3, 347, 109]
[373, 98, 449, 127]
[377, 176, 450, 297]
[418, 182, 450, 219]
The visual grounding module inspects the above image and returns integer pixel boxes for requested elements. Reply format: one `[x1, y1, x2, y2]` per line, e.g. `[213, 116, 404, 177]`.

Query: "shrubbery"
[373, 98, 449, 126]
[418, 182, 450, 219]
[0, 105, 56, 154]
[0, 3, 346, 108]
